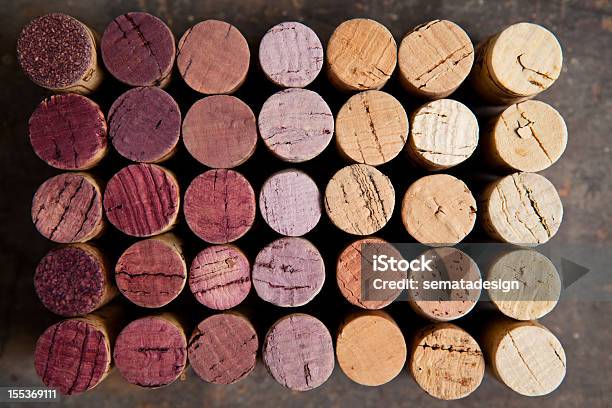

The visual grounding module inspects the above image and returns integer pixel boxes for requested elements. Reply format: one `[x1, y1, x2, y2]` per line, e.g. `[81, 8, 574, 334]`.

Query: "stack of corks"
[20, 12, 567, 399]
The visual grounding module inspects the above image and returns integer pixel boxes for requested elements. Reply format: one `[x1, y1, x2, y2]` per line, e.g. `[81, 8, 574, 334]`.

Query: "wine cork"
[113, 314, 187, 388]
[336, 238, 405, 309]
[487, 249, 561, 320]
[258, 88, 333, 162]
[104, 164, 180, 237]
[336, 311, 407, 386]
[410, 323, 485, 400]
[108, 87, 181, 163]
[481, 319, 566, 396]
[263, 314, 334, 391]
[101, 12, 175, 87]
[398, 20, 474, 99]
[480, 172, 562, 245]
[484, 100, 567, 172]
[252, 237, 325, 307]
[406, 99, 479, 171]
[115, 233, 187, 308]
[188, 313, 258, 384]
[335, 90, 408, 166]
[325, 164, 395, 235]
[401, 174, 477, 245]
[409, 247, 480, 321]
[32, 173, 104, 243]
[177, 20, 250, 94]
[189, 244, 251, 310]
[28, 94, 107, 170]
[259, 169, 321, 236]
[17, 13, 103, 94]
[470, 22, 563, 105]
[326, 19, 397, 91]
[259, 22, 323, 88]
[182, 95, 257, 168]
[35, 244, 115, 317]
[184, 169, 256, 244]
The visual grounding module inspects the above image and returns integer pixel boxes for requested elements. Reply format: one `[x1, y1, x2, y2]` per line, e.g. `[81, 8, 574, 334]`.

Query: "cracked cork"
[481, 172, 562, 245]
[263, 314, 334, 391]
[101, 12, 175, 87]
[336, 90, 409, 166]
[115, 233, 187, 308]
[469, 22, 563, 104]
[177, 20, 250, 94]
[407, 99, 478, 171]
[326, 19, 397, 91]
[398, 20, 474, 99]
[410, 323, 485, 400]
[325, 164, 395, 235]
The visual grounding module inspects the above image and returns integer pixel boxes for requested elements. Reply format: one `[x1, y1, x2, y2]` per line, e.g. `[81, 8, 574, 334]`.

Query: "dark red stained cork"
[252, 237, 325, 307]
[104, 164, 180, 237]
[184, 169, 256, 244]
[28, 94, 107, 170]
[35, 244, 115, 317]
[188, 313, 258, 384]
[113, 315, 187, 388]
[189, 244, 251, 310]
[101, 12, 175, 87]
[263, 314, 334, 391]
[108, 87, 181, 163]
[34, 319, 111, 395]
[182, 95, 257, 168]
[32, 173, 104, 243]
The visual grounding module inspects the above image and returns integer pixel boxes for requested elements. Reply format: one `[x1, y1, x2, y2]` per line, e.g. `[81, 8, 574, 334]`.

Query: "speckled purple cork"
[259, 169, 321, 236]
[113, 316, 187, 388]
[101, 12, 175, 86]
[108, 87, 181, 163]
[184, 169, 256, 244]
[258, 88, 333, 162]
[263, 314, 334, 391]
[189, 245, 251, 310]
[252, 237, 325, 307]
[188, 313, 258, 384]
[259, 22, 324, 88]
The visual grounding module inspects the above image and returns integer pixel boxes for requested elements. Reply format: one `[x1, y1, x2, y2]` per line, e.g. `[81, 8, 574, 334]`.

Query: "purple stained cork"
[101, 12, 175, 87]
[188, 313, 258, 384]
[32, 173, 104, 243]
[189, 245, 251, 310]
[258, 88, 334, 162]
[108, 87, 181, 163]
[252, 237, 325, 307]
[263, 314, 334, 391]
[259, 22, 324, 88]
[259, 169, 321, 236]
[113, 315, 187, 388]
[28, 94, 107, 170]
[103, 164, 180, 237]
[184, 169, 256, 244]
[182, 95, 257, 168]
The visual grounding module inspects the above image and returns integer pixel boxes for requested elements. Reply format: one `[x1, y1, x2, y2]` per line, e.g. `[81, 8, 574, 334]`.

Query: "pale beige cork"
[325, 164, 395, 235]
[487, 249, 561, 320]
[335, 90, 409, 166]
[481, 319, 566, 396]
[470, 22, 562, 105]
[485, 100, 567, 172]
[480, 172, 562, 245]
[410, 323, 485, 400]
[336, 311, 407, 386]
[406, 99, 479, 171]
[401, 174, 477, 245]
[326, 19, 397, 92]
[398, 20, 474, 99]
